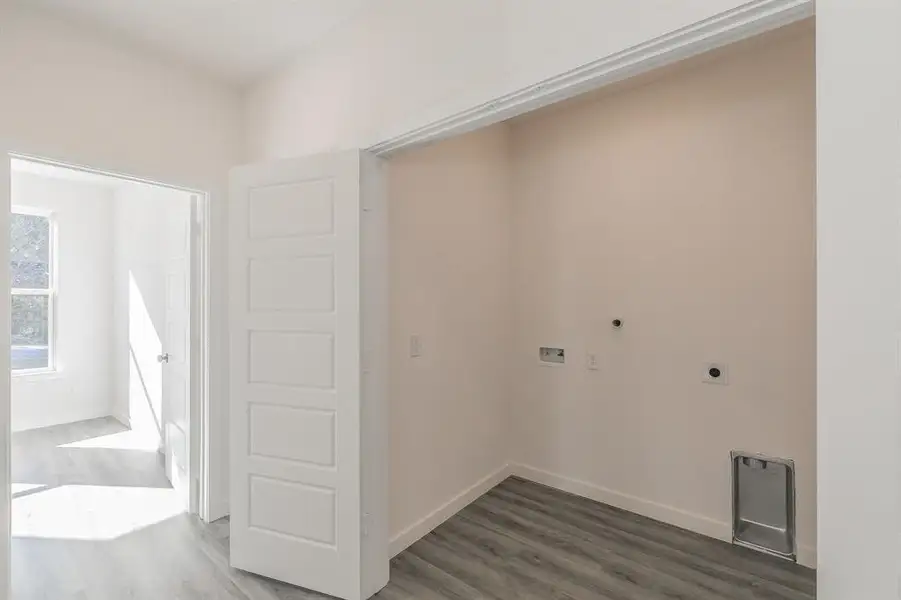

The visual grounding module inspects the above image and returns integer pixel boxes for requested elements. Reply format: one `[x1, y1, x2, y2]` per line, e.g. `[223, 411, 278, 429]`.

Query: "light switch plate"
[586, 353, 599, 371]
[410, 335, 423, 358]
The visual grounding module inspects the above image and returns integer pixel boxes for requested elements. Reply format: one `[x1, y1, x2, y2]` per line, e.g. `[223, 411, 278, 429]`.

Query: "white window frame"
[10, 205, 56, 376]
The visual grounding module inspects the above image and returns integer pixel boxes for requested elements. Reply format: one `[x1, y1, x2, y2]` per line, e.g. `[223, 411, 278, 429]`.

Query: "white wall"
[816, 1, 901, 597]
[386, 127, 512, 547]
[508, 27, 816, 565]
[10, 171, 115, 432]
[245, 0, 762, 159]
[0, 2, 242, 519]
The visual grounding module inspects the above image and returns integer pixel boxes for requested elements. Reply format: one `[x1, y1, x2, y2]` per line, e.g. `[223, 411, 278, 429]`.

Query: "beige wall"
[508, 28, 816, 558]
[383, 25, 815, 564]
[387, 126, 512, 540]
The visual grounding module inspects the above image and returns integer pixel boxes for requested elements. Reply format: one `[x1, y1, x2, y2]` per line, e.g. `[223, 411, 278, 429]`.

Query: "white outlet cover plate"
[703, 362, 728, 385]
[410, 334, 423, 358]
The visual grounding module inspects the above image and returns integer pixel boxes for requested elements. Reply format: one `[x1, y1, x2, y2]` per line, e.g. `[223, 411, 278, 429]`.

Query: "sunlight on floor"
[58, 428, 160, 452]
[12, 484, 184, 541]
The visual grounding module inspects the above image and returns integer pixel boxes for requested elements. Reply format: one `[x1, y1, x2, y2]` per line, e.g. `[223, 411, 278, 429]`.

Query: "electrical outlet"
[586, 353, 600, 371]
[703, 362, 728, 385]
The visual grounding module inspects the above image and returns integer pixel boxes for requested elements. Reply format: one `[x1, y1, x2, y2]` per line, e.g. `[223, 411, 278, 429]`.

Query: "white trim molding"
[389, 462, 816, 568]
[510, 464, 817, 569]
[512, 464, 730, 541]
[368, 0, 814, 156]
[389, 464, 513, 557]
[207, 498, 230, 525]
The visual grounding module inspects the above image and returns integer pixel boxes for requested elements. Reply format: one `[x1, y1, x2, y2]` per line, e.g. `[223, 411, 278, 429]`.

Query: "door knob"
[157, 353, 170, 364]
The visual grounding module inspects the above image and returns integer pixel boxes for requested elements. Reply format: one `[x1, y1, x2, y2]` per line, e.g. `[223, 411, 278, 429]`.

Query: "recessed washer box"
[731, 451, 796, 562]
[539, 347, 565, 365]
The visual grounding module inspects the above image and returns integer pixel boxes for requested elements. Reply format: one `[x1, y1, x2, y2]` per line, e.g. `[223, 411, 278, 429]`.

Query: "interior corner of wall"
[389, 463, 512, 558]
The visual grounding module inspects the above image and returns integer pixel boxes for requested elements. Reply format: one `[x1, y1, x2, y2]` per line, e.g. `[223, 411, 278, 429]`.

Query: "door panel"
[229, 151, 381, 600]
[248, 179, 336, 238]
[249, 476, 337, 543]
[249, 256, 335, 312]
[249, 404, 335, 465]
[163, 199, 191, 507]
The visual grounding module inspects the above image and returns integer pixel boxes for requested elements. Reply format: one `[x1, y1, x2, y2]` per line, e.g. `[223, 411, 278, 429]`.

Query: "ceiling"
[20, 0, 376, 85]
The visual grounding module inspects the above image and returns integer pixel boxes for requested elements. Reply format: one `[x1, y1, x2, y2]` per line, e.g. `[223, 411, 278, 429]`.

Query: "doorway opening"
[7, 157, 211, 598]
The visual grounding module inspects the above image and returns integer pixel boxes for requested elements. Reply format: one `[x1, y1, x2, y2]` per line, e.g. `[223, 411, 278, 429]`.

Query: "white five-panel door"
[229, 151, 387, 600]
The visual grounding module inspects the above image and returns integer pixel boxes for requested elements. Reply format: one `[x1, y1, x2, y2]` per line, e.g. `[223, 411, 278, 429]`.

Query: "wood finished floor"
[12, 417, 250, 600]
[210, 477, 815, 600]
[388, 477, 816, 600]
[13, 418, 816, 599]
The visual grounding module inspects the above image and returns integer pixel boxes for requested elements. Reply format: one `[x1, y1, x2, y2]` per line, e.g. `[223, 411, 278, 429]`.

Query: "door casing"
[0, 151, 214, 599]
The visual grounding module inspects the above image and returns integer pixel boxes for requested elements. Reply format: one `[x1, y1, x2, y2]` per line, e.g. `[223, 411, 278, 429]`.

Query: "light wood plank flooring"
[12, 417, 250, 600]
[13, 418, 815, 599]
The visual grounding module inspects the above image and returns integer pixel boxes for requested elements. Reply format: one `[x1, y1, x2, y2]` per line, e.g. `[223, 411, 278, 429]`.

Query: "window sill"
[12, 368, 60, 381]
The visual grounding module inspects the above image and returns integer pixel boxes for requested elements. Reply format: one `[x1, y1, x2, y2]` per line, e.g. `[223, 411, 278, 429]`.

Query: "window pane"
[10, 213, 50, 289]
[11, 295, 49, 370]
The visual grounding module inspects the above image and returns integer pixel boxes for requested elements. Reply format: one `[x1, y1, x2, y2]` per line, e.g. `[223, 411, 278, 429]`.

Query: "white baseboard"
[385, 462, 817, 568]
[389, 464, 512, 557]
[111, 411, 130, 429]
[208, 497, 229, 523]
[510, 463, 817, 569]
[511, 464, 730, 541]
[796, 544, 816, 570]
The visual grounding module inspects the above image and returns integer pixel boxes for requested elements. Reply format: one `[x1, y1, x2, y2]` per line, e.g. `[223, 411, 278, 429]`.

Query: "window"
[10, 209, 54, 372]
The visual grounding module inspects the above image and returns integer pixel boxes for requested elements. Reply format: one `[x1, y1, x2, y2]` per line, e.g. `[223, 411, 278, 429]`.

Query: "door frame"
[1, 151, 214, 520]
